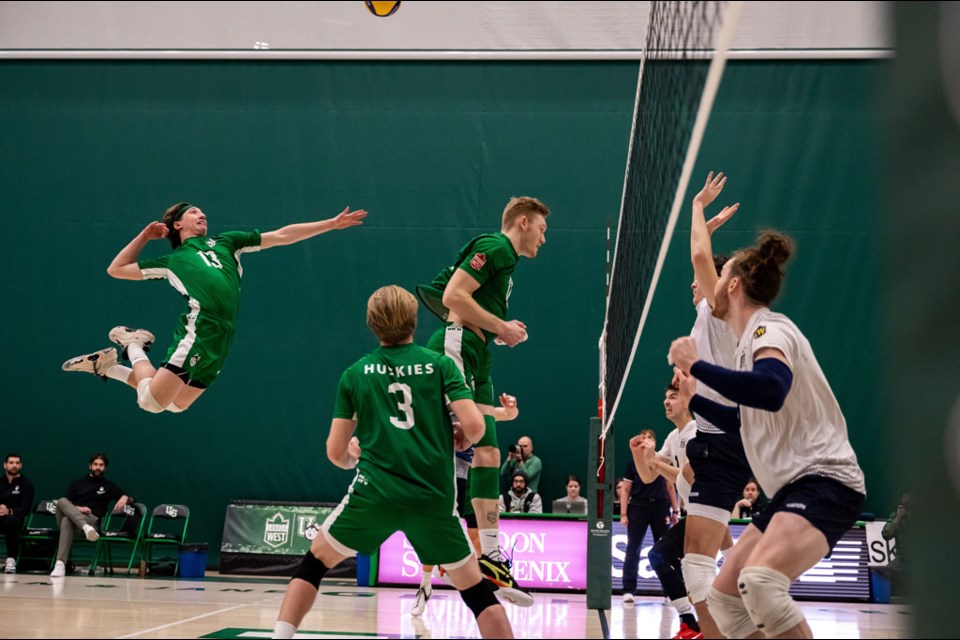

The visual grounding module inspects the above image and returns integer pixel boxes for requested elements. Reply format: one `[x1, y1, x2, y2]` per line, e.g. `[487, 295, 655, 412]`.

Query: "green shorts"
[426, 323, 497, 448]
[322, 490, 473, 567]
[161, 312, 236, 389]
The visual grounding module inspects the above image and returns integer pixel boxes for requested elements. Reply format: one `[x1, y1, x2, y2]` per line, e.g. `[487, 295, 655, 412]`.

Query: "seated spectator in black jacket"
[51, 452, 132, 577]
[499, 470, 543, 514]
[731, 478, 766, 520]
[2, 453, 35, 574]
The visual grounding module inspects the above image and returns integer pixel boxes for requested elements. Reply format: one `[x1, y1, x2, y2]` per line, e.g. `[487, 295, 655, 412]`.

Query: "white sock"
[105, 364, 132, 383]
[670, 596, 694, 616]
[479, 530, 500, 560]
[272, 620, 297, 639]
[126, 343, 149, 366]
[420, 571, 432, 589]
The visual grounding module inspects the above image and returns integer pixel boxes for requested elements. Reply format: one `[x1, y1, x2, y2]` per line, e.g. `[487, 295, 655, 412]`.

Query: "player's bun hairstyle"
[367, 285, 418, 345]
[501, 196, 551, 230]
[162, 202, 190, 249]
[731, 231, 794, 306]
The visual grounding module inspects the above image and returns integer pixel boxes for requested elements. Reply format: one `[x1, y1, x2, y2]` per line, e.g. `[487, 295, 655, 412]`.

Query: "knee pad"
[165, 402, 185, 413]
[647, 545, 671, 574]
[292, 551, 329, 589]
[680, 553, 717, 604]
[469, 467, 499, 501]
[738, 566, 805, 636]
[707, 586, 758, 639]
[460, 577, 500, 618]
[136, 378, 164, 413]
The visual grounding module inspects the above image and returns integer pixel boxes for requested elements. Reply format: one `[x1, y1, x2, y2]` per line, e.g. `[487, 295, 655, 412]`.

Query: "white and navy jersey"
[658, 419, 697, 471]
[736, 308, 866, 498]
[691, 298, 738, 434]
[658, 419, 697, 503]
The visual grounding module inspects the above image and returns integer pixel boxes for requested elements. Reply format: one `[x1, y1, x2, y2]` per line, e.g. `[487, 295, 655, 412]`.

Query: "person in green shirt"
[416, 195, 550, 607]
[62, 202, 366, 413]
[500, 435, 542, 493]
[272, 285, 512, 639]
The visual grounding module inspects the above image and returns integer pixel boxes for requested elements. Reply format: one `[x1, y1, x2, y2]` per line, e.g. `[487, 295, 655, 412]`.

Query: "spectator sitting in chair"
[731, 478, 766, 520]
[51, 452, 133, 577]
[499, 471, 543, 514]
[553, 475, 588, 513]
[1, 453, 36, 574]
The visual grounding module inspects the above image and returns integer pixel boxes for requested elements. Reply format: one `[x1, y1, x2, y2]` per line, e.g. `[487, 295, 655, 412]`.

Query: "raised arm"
[691, 171, 739, 308]
[260, 207, 367, 250]
[107, 221, 169, 280]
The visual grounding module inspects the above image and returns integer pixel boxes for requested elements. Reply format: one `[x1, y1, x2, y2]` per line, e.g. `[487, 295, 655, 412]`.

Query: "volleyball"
[364, 1, 401, 17]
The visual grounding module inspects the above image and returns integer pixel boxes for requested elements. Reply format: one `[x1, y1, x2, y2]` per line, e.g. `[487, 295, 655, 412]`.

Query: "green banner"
[220, 502, 335, 556]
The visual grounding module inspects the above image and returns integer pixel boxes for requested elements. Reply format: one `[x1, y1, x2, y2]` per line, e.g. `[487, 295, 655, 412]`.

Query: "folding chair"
[17, 500, 59, 571]
[94, 502, 147, 575]
[139, 504, 189, 576]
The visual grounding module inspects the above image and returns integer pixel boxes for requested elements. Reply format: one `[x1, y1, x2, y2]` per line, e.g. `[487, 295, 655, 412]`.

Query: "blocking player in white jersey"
[674, 172, 754, 639]
[669, 231, 866, 639]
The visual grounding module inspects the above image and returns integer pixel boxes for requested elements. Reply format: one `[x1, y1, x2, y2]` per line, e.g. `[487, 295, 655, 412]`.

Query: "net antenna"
[600, 1, 744, 444]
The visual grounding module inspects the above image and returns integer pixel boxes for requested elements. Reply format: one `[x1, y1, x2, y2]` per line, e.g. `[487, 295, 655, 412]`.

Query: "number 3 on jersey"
[197, 250, 223, 269]
[388, 382, 414, 430]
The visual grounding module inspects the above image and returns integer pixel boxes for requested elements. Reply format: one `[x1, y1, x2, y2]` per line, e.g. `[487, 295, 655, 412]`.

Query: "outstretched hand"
[693, 171, 728, 209]
[332, 207, 368, 229]
[143, 221, 169, 240]
[706, 203, 740, 235]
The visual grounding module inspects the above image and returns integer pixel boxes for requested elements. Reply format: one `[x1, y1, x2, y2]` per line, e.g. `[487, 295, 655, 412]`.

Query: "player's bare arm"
[691, 171, 738, 308]
[326, 418, 359, 470]
[442, 270, 526, 345]
[106, 221, 168, 281]
[260, 207, 367, 250]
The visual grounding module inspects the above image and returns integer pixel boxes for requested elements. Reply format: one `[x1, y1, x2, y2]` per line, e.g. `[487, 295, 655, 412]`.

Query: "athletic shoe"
[61, 347, 117, 379]
[4, 558, 15, 574]
[622, 592, 635, 605]
[108, 326, 155, 357]
[82, 524, 100, 542]
[50, 560, 66, 578]
[673, 623, 704, 639]
[411, 586, 431, 617]
[478, 553, 533, 607]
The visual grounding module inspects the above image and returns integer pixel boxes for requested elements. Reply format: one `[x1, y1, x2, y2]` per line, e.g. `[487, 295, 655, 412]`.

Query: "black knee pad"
[648, 545, 669, 572]
[464, 512, 478, 529]
[460, 578, 500, 618]
[292, 551, 328, 589]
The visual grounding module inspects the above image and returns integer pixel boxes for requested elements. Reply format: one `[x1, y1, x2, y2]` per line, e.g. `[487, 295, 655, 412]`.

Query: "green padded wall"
[0, 59, 885, 564]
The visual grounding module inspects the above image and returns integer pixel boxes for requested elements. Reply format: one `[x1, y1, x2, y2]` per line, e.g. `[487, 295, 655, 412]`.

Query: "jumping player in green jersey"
[416, 195, 549, 606]
[62, 202, 366, 414]
[272, 285, 512, 639]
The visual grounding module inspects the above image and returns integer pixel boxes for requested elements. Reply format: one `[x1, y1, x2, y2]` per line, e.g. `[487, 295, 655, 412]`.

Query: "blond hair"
[501, 196, 550, 230]
[367, 285, 418, 344]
